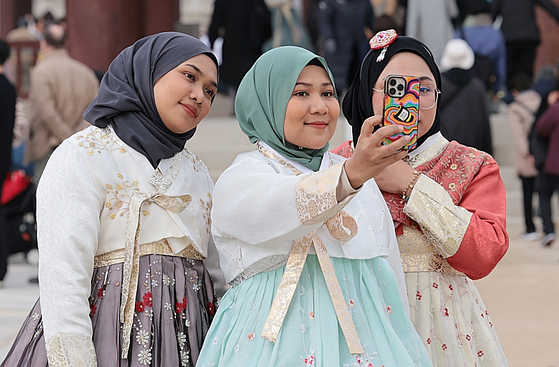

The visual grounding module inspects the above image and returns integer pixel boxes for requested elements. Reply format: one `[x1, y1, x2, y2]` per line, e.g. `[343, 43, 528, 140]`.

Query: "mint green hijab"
[235, 46, 337, 171]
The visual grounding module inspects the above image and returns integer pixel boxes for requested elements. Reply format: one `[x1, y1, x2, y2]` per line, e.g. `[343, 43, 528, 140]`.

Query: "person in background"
[2, 32, 225, 367]
[405, 0, 458, 63]
[208, 0, 272, 115]
[535, 79, 559, 247]
[492, 0, 559, 86]
[196, 45, 433, 367]
[0, 39, 17, 288]
[439, 38, 493, 154]
[455, 0, 507, 98]
[316, 0, 375, 95]
[337, 29, 509, 366]
[508, 73, 542, 241]
[24, 23, 99, 184]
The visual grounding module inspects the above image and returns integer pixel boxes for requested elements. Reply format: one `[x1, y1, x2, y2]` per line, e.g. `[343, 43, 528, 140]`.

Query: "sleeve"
[204, 234, 228, 299]
[208, 0, 225, 47]
[536, 0, 559, 22]
[496, 32, 507, 92]
[508, 103, 530, 156]
[37, 142, 103, 366]
[536, 101, 559, 139]
[29, 70, 75, 141]
[405, 163, 508, 280]
[316, 0, 336, 41]
[212, 156, 358, 247]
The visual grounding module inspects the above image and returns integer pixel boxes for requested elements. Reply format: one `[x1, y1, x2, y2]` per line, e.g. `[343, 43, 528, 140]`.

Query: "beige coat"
[25, 49, 99, 163]
[508, 89, 541, 177]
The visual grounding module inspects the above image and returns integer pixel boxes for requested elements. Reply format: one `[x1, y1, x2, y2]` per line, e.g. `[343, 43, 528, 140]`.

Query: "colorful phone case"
[382, 75, 419, 150]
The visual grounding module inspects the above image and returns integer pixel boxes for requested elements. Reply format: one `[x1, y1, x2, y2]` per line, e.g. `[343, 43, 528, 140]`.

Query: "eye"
[204, 88, 216, 97]
[322, 90, 334, 97]
[419, 85, 434, 93]
[293, 91, 308, 97]
[184, 72, 195, 81]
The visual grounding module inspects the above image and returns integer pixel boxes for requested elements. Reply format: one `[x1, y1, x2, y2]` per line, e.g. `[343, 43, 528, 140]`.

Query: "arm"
[508, 103, 531, 156]
[37, 142, 103, 365]
[404, 162, 508, 280]
[29, 70, 75, 141]
[208, 0, 225, 47]
[212, 156, 356, 246]
[536, 0, 559, 22]
[536, 101, 559, 139]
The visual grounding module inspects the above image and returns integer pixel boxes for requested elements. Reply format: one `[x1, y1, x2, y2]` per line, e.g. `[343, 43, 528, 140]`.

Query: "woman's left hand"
[375, 159, 417, 194]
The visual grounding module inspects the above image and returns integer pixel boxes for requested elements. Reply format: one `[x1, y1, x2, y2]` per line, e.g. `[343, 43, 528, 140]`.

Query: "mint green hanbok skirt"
[196, 255, 433, 367]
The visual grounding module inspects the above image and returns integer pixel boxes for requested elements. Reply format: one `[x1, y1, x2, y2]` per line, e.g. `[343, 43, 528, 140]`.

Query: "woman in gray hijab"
[2, 32, 225, 367]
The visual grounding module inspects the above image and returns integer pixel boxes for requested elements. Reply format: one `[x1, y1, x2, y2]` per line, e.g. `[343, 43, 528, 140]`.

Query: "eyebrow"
[295, 81, 333, 87]
[184, 63, 218, 88]
[419, 76, 435, 83]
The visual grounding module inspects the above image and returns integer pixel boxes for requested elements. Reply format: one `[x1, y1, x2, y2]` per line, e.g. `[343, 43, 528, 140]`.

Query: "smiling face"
[283, 65, 339, 150]
[153, 54, 218, 134]
[372, 52, 437, 138]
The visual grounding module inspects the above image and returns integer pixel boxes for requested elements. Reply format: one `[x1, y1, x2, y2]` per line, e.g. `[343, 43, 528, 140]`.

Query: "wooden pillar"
[144, 0, 178, 35]
[0, 0, 15, 38]
[66, 0, 178, 73]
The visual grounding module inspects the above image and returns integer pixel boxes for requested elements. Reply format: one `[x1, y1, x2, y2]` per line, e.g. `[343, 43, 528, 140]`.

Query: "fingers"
[359, 115, 383, 137]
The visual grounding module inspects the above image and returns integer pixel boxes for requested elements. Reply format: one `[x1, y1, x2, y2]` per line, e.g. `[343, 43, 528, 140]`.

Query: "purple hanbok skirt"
[1, 254, 216, 367]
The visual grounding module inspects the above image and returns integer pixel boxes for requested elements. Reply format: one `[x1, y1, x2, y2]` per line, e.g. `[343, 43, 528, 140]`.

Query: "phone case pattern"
[383, 77, 419, 150]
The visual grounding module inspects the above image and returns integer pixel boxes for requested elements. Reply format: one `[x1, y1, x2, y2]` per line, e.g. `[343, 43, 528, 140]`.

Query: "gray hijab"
[83, 32, 218, 168]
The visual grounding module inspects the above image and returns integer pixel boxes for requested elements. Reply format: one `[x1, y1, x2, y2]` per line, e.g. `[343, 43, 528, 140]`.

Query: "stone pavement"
[1, 95, 558, 366]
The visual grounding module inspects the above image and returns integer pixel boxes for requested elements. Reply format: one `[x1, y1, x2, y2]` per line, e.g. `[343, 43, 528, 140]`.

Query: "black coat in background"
[0, 73, 16, 282]
[208, 0, 272, 90]
[440, 69, 493, 155]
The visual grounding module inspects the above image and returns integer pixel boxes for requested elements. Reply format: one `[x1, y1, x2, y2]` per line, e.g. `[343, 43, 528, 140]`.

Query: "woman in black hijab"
[334, 30, 509, 366]
[2, 32, 226, 367]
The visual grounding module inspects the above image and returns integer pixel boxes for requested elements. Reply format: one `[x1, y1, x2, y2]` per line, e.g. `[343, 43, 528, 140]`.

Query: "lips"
[306, 121, 328, 129]
[180, 103, 198, 118]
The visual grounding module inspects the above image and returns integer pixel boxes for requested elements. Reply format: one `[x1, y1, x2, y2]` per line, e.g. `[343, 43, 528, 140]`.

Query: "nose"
[190, 85, 203, 104]
[309, 95, 328, 114]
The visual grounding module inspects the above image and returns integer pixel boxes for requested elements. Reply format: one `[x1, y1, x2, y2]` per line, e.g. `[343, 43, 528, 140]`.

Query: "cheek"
[372, 94, 383, 115]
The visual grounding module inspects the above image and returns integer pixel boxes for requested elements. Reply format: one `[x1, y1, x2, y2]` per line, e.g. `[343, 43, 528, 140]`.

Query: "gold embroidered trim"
[404, 175, 471, 257]
[119, 192, 192, 359]
[398, 225, 464, 276]
[325, 211, 358, 242]
[295, 163, 344, 225]
[45, 334, 97, 367]
[257, 142, 303, 175]
[94, 240, 204, 267]
[404, 135, 448, 168]
[261, 233, 364, 354]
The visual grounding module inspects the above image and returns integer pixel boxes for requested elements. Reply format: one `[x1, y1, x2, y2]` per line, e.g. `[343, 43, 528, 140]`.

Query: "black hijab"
[342, 32, 442, 150]
[83, 32, 218, 168]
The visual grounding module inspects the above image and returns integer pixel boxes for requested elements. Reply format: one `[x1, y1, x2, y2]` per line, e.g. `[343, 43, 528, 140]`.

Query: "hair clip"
[369, 29, 398, 62]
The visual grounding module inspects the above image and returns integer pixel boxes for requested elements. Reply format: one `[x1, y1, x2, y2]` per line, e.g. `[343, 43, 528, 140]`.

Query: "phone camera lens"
[389, 79, 397, 86]
[389, 88, 396, 95]
[397, 84, 404, 91]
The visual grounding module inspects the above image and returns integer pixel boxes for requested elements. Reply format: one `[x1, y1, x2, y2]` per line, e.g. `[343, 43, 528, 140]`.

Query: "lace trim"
[405, 135, 448, 168]
[149, 153, 183, 194]
[94, 239, 204, 267]
[46, 334, 97, 367]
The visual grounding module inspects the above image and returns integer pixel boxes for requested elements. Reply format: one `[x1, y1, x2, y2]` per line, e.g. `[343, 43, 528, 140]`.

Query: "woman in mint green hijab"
[196, 46, 433, 367]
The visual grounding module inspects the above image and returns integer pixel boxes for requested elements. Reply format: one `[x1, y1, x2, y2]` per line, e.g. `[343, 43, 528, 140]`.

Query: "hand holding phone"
[382, 75, 419, 150]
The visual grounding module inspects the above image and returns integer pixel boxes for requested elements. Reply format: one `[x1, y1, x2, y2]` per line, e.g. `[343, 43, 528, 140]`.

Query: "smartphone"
[382, 75, 419, 150]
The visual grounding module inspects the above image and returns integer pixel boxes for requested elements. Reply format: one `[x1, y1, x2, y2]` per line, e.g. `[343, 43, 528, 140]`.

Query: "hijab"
[342, 31, 442, 150]
[83, 32, 218, 168]
[235, 46, 336, 171]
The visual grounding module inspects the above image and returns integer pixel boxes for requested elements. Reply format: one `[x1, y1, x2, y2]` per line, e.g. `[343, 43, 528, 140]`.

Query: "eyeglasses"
[373, 85, 441, 109]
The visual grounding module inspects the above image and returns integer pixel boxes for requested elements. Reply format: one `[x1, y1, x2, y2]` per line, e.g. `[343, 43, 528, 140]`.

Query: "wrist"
[402, 170, 420, 202]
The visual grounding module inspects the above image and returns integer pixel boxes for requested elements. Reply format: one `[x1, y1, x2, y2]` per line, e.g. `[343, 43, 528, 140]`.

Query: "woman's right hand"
[344, 115, 409, 189]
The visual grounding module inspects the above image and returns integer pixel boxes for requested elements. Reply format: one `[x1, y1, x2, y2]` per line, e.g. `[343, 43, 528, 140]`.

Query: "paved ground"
[1, 96, 558, 365]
